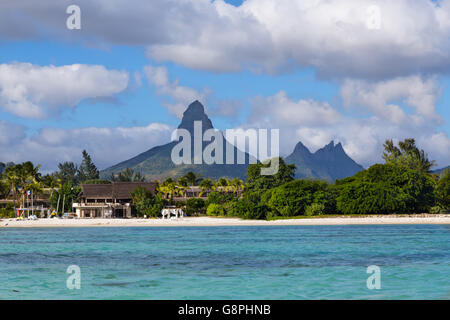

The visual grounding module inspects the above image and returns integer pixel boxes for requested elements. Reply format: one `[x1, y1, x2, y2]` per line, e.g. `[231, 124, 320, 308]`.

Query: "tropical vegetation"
[1, 138, 449, 219]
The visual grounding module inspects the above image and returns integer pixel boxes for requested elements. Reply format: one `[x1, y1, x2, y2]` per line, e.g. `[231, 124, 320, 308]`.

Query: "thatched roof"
[81, 182, 156, 200]
[82, 184, 112, 199]
[113, 182, 156, 199]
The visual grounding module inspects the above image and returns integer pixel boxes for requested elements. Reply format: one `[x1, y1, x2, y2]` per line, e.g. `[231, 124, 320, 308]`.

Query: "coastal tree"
[230, 178, 245, 195]
[51, 182, 81, 215]
[199, 179, 215, 196]
[266, 180, 335, 217]
[215, 178, 231, 193]
[158, 178, 181, 202]
[246, 157, 295, 191]
[206, 203, 225, 216]
[77, 150, 99, 183]
[57, 162, 79, 185]
[183, 171, 202, 186]
[383, 138, 436, 174]
[0, 179, 10, 199]
[185, 198, 206, 216]
[42, 174, 60, 209]
[112, 168, 146, 182]
[335, 164, 435, 214]
[3, 166, 19, 211]
[435, 171, 450, 211]
[130, 186, 163, 217]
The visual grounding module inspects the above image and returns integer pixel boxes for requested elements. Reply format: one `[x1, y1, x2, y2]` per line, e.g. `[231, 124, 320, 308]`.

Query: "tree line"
[1, 139, 449, 218]
[132, 138, 449, 219]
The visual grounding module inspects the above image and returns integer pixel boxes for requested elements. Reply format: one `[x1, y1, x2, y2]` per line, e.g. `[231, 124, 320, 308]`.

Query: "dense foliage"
[246, 157, 295, 191]
[78, 150, 100, 183]
[50, 182, 81, 215]
[206, 203, 225, 216]
[186, 198, 206, 215]
[266, 179, 336, 217]
[435, 171, 450, 211]
[130, 186, 164, 217]
[335, 164, 435, 214]
[383, 138, 436, 174]
[1, 137, 448, 219]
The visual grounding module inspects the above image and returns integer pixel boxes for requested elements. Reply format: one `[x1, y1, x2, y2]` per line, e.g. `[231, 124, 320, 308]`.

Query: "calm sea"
[0, 225, 449, 299]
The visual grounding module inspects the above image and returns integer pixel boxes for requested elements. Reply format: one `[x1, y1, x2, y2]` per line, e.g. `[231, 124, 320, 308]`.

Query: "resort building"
[72, 182, 156, 218]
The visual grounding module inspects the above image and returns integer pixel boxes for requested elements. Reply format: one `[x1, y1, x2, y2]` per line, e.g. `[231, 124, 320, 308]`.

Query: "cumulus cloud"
[1, 0, 449, 79]
[340, 75, 442, 124]
[143, 65, 210, 118]
[0, 63, 129, 118]
[242, 81, 450, 168]
[143, 64, 242, 119]
[0, 120, 173, 172]
[249, 91, 342, 127]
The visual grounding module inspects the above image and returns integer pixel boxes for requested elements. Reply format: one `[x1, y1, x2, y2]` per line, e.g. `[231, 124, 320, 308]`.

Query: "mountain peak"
[285, 139, 364, 181]
[334, 142, 345, 152]
[293, 141, 312, 155]
[184, 100, 205, 114]
[178, 100, 214, 133]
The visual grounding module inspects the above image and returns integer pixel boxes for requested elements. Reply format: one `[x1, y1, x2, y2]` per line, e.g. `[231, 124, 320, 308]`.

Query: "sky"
[0, 0, 449, 173]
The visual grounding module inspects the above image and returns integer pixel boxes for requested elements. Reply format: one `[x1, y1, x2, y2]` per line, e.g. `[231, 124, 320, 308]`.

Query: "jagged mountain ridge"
[101, 100, 364, 182]
[285, 140, 364, 181]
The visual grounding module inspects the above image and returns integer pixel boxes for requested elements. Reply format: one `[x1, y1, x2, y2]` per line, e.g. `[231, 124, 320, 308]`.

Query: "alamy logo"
[366, 5, 381, 30]
[66, 265, 81, 290]
[66, 5, 81, 30]
[366, 265, 381, 290]
[171, 121, 280, 175]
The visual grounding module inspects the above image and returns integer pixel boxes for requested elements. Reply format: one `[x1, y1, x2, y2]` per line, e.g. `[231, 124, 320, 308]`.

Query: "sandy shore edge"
[1, 215, 450, 227]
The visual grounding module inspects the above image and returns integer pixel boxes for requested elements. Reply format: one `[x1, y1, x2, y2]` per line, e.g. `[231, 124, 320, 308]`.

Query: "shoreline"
[1, 215, 450, 228]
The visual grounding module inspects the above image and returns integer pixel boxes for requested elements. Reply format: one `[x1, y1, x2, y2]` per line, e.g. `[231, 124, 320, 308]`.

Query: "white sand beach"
[1, 215, 450, 228]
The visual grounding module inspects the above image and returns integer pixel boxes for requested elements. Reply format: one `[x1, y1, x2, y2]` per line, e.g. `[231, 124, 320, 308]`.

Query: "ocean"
[1, 225, 449, 299]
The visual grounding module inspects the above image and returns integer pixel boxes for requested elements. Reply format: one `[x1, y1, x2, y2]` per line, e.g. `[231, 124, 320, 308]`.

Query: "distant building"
[73, 182, 156, 218]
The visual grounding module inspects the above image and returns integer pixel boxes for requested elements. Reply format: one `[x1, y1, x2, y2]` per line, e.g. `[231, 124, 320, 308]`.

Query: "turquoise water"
[0, 225, 449, 299]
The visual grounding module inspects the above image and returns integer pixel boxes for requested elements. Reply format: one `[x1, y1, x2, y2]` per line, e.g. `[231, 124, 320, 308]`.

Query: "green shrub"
[206, 203, 225, 216]
[0, 208, 15, 218]
[336, 164, 435, 214]
[305, 203, 325, 216]
[267, 180, 335, 217]
[429, 206, 445, 214]
[206, 191, 234, 207]
[130, 186, 163, 217]
[186, 198, 206, 216]
[435, 172, 450, 211]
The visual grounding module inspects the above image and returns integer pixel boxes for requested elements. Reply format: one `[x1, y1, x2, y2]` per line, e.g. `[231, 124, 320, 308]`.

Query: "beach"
[1, 215, 450, 227]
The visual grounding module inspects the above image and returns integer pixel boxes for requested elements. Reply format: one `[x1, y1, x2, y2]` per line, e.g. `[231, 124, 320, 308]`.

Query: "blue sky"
[0, 0, 449, 171]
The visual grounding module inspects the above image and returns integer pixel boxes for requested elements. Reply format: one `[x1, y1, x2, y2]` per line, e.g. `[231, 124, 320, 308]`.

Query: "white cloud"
[0, 121, 173, 173]
[143, 64, 241, 119]
[0, 63, 129, 118]
[340, 75, 442, 124]
[243, 83, 450, 168]
[2, 0, 450, 79]
[249, 91, 342, 127]
[143, 65, 210, 118]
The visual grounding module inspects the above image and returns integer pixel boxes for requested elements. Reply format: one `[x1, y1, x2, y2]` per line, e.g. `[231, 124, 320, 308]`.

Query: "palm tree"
[183, 171, 202, 186]
[216, 177, 231, 193]
[158, 179, 177, 202]
[230, 178, 245, 195]
[133, 171, 146, 182]
[4, 166, 19, 212]
[199, 179, 214, 197]
[117, 168, 134, 181]
[43, 174, 60, 210]
[177, 177, 189, 198]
